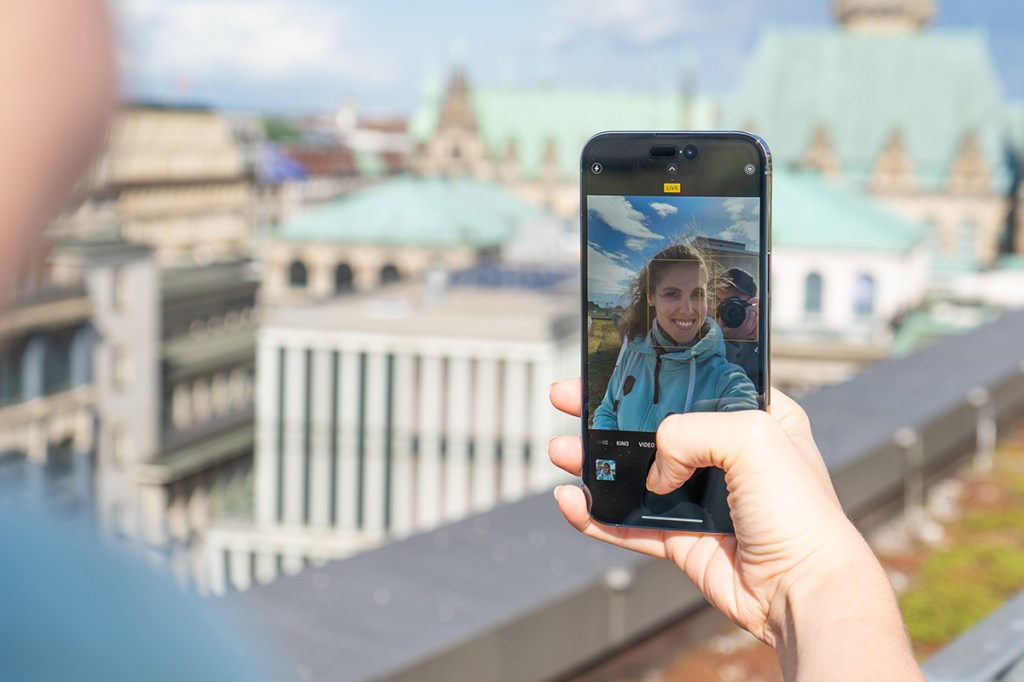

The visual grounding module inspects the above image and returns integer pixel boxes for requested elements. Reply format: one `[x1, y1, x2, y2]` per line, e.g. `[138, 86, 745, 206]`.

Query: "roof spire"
[834, 0, 935, 32]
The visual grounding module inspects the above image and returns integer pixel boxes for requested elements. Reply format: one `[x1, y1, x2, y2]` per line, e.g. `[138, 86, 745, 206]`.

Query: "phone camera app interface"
[586, 192, 762, 529]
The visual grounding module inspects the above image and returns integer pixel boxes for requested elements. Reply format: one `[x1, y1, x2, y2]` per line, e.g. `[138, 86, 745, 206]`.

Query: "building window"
[109, 424, 128, 467]
[112, 266, 128, 312]
[44, 330, 74, 395]
[957, 218, 977, 259]
[112, 346, 132, 391]
[192, 378, 211, 423]
[171, 384, 192, 429]
[211, 373, 229, 416]
[335, 263, 354, 294]
[229, 368, 248, 409]
[853, 273, 876, 318]
[380, 264, 400, 286]
[0, 341, 25, 406]
[288, 260, 308, 288]
[804, 272, 823, 317]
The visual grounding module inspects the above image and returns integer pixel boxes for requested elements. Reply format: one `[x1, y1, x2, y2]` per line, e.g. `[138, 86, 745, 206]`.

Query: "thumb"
[647, 409, 781, 495]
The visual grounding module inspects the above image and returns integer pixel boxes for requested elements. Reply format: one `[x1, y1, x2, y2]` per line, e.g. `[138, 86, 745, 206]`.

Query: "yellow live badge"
[664, 182, 681, 193]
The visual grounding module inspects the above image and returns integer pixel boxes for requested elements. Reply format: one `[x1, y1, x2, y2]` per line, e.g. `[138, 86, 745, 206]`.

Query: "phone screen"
[581, 132, 770, 533]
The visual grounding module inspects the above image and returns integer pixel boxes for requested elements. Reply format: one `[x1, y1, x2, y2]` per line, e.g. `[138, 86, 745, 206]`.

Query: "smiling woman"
[591, 240, 757, 431]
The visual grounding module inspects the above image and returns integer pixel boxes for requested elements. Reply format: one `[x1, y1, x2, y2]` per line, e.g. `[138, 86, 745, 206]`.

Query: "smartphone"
[581, 131, 771, 533]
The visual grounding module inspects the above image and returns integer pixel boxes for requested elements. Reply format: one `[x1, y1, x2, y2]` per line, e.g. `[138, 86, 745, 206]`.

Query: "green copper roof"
[410, 85, 718, 180]
[277, 176, 544, 248]
[727, 26, 1011, 193]
[774, 169, 927, 252]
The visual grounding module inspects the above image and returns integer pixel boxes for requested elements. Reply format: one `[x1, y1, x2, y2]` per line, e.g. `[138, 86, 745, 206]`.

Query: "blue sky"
[587, 195, 759, 306]
[112, 0, 1024, 115]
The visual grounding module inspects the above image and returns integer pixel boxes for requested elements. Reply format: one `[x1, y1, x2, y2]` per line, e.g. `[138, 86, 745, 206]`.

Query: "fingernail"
[553, 485, 562, 500]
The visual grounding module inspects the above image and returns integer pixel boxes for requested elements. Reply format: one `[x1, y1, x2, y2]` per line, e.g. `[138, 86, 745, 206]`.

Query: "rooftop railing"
[232, 309, 1024, 682]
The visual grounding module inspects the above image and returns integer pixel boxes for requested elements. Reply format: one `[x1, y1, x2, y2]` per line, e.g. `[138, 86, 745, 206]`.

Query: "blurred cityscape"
[5, 0, 1024, 679]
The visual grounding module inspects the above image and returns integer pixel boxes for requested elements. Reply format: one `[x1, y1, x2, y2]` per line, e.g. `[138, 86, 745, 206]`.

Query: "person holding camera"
[716, 267, 761, 384]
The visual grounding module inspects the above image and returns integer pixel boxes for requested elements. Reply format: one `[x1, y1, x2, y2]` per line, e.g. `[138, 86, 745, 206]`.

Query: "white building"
[771, 171, 930, 390]
[207, 280, 578, 592]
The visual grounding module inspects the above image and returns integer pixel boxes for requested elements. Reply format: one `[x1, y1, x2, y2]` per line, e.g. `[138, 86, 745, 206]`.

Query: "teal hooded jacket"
[593, 318, 758, 431]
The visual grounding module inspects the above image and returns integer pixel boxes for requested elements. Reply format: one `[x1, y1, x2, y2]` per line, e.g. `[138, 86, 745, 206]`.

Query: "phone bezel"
[579, 130, 772, 534]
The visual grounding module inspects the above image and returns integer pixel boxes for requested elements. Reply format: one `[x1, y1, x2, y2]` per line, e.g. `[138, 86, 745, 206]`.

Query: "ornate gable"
[414, 71, 491, 178]
[803, 126, 842, 177]
[871, 130, 915, 194]
[947, 132, 990, 195]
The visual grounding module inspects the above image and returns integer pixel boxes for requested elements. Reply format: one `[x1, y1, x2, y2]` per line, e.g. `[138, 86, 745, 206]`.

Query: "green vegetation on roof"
[727, 26, 1011, 192]
[277, 176, 545, 248]
[774, 169, 927, 252]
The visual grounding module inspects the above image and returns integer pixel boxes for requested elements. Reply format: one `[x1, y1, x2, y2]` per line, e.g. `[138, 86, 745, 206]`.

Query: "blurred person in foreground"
[0, 2, 270, 679]
[549, 378, 924, 681]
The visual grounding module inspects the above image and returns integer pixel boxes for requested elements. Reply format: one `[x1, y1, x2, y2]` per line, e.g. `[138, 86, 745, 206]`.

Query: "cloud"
[719, 197, 759, 245]
[543, 0, 715, 50]
[649, 202, 678, 218]
[588, 243, 636, 296]
[588, 196, 663, 247]
[114, 0, 401, 93]
[723, 197, 747, 219]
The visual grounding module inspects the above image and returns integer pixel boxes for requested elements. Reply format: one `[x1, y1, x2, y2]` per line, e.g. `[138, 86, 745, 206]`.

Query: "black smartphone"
[581, 131, 771, 533]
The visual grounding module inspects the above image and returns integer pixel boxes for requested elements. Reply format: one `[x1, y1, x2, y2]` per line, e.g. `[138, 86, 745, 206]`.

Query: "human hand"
[548, 379, 879, 649]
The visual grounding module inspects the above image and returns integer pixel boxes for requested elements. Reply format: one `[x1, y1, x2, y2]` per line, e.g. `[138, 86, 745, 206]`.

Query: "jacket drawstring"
[653, 354, 662, 404]
[683, 356, 696, 412]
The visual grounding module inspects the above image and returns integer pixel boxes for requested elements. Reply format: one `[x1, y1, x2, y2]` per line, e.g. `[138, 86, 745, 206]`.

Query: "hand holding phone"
[581, 131, 771, 533]
[548, 381, 923, 680]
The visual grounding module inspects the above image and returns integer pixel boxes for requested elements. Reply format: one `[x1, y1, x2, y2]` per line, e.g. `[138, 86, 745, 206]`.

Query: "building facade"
[770, 170, 930, 390]
[262, 176, 572, 305]
[60, 105, 255, 265]
[43, 239, 260, 592]
[207, 281, 579, 593]
[725, 0, 1014, 268]
[409, 72, 718, 219]
[207, 176, 578, 593]
[0, 283, 95, 517]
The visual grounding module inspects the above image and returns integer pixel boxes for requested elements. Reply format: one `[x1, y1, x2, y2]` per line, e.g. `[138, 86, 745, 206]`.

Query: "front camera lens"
[682, 145, 698, 160]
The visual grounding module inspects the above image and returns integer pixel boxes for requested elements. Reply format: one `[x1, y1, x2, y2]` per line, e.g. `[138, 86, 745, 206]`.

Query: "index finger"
[549, 377, 582, 418]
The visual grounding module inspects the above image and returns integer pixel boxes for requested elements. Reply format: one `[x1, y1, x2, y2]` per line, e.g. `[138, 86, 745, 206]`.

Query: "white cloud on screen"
[719, 197, 759, 246]
[588, 196, 663, 248]
[649, 202, 678, 218]
[588, 244, 635, 296]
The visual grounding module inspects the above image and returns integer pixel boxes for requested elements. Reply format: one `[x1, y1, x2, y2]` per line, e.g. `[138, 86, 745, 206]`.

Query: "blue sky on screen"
[112, 0, 1024, 114]
[587, 195, 758, 306]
